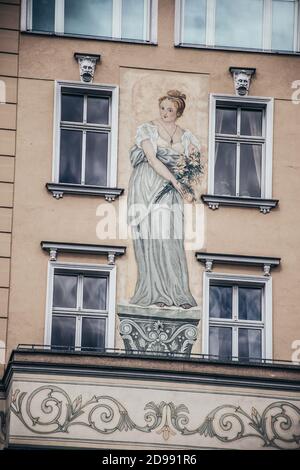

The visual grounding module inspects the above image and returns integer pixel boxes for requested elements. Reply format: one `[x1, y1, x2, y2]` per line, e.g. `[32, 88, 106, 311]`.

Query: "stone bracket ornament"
[107, 252, 116, 265]
[229, 67, 256, 96]
[118, 304, 200, 356]
[208, 202, 219, 210]
[205, 260, 213, 272]
[74, 53, 101, 83]
[49, 248, 57, 262]
[119, 318, 198, 355]
[263, 264, 271, 277]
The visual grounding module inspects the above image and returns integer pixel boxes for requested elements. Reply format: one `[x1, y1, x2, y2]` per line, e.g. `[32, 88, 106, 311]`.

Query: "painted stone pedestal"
[118, 304, 201, 356]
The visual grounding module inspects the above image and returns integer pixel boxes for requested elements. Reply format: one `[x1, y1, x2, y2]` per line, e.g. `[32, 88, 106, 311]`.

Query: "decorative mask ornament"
[74, 53, 101, 83]
[229, 67, 256, 96]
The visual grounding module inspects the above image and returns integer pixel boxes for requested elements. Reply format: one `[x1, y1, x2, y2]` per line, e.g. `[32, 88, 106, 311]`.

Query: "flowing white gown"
[128, 122, 200, 308]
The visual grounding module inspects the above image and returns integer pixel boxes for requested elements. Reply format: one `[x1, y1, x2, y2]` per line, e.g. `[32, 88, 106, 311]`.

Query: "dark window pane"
[214, 142, 236, 195]
[238, 287, 262, 321]
[81, 317, 106, 351]
[239, 144, 262, 197]
[83, 277, 107, 310]
[122, 0, 146, 40]
[61, 94, 84, 123]
[182, 0, 207, 45]
[53, 275, 78, 309]
[272, 0, 295, 52]
[241, 109, 263, 136]
[216, 107, 237, 134]
[51, 316, 76, 349]
[209, 327, 232, 359]
[209, 286, 232, 319]
[64, 0, 113, 37]
[32, 0, 55, 32]
[85, 132, 108, 186]
[59, 130, 82, 184]
[215, 0, 263, 49]
[87, 96, 109, 125]
[239, 328, 262, 360]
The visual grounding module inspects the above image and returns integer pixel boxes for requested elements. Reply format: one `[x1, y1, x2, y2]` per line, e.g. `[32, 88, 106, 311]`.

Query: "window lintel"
[196, 252, 280, 276]
[41, 241, 126, 265]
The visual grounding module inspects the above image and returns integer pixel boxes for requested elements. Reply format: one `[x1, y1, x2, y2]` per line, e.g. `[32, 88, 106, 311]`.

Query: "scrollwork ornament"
[119, 318, 198, 354]
[10, 387, 300, 449]
[181, 402, 300, 449]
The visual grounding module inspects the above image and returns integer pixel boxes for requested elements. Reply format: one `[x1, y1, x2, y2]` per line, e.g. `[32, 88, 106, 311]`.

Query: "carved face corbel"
[229, 67, 256, 96]
[74, 53, 101, 83]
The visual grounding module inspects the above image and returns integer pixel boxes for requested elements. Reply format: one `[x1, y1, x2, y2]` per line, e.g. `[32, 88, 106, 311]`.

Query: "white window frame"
[208, 94, 274, 199]
[21, 0, 158, 43]
[53, 81, 119, 188]
[175, 0, 300, 53]
[202, 272, 273, 360]
[44, 262, 117, 350]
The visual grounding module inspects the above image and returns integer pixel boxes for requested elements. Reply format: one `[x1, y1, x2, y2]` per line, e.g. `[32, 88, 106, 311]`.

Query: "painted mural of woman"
[128, 90, 202, 310]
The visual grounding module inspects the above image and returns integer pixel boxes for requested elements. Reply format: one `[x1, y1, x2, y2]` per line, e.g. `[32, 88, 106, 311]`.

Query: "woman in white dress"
[128, 90, 201, 309]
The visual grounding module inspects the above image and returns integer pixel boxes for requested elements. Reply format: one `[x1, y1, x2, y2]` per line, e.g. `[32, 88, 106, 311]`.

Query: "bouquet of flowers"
[155, 149, 203, 203]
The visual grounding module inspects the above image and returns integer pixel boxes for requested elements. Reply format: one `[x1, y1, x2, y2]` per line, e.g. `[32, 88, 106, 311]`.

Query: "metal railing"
[15, 344, 300, 368]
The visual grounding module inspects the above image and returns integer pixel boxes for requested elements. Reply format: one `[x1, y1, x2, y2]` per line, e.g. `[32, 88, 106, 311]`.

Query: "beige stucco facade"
[0, 0, 300, 450]
[0, 0, 19, 380]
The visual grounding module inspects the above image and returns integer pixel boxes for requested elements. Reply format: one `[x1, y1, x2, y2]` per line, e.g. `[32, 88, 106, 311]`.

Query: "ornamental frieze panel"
[9, 385, 300, 450]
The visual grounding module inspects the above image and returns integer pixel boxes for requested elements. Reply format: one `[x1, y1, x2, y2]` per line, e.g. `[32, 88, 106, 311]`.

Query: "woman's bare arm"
[142, 139, 185, 198]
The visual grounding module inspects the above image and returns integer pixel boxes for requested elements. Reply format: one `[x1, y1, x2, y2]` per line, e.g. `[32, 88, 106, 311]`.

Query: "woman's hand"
[171, 177, 194, 202]
[183, 192, 194, 203]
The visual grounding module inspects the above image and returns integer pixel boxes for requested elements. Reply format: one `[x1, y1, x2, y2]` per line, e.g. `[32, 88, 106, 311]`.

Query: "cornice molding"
[1, 351, 300, 394]
[41, 241, 126, 264]
[196, 252, 281, 275]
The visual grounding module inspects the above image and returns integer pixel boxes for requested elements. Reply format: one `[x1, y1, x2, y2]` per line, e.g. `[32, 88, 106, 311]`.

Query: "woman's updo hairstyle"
[158, 90, 186, 118]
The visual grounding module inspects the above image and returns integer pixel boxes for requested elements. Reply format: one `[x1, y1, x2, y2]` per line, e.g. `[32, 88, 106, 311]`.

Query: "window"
[208, 95, 274, 201]
[45, 263, 116, 350]
[23, 0, 157, 43]
[176, 0, 299, 53]
[53, 82, 118, 189]
[203, 273, 272, 361]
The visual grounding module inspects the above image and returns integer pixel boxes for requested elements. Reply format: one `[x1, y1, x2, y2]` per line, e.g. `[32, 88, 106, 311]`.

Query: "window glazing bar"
[206, 0, 215, 46]
[55, 0, 65, 34]
[144, 0, 150, 41]
[236, 143, 240, 197]
[294, 0, 299, 51]
[112, 0, 122, 38]
[81, 131, 86, 185]
[263, 0, 272, 50]
[27, 0, 33, 30]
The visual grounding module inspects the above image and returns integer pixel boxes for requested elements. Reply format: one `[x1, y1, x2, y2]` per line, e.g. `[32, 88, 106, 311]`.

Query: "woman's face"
[159, 99, 178, 123]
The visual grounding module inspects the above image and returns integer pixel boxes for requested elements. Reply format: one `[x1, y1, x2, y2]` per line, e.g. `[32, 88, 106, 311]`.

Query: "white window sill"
[46, 183, 124, 202]
[201, 195, 279, 214]
[175, 43, 300, 57]
[21, 30, 158, 46]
